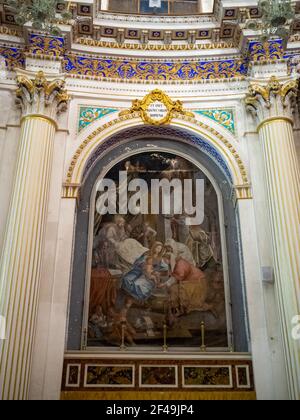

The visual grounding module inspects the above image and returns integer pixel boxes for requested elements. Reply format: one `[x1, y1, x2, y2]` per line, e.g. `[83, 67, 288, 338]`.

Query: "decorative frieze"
[63, 55, 248, 81]
[0, 35, 299, 84]
[0, 46, 25, 69]
[247, 39, 283, 62]
[28, 33, 66, 57]
[76, 37, 236, 51]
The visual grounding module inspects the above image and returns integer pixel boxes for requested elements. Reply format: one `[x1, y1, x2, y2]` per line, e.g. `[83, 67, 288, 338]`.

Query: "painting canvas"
[86, 152, 229, 349]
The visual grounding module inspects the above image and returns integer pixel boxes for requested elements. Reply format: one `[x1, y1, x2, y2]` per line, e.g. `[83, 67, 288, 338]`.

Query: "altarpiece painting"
[85, 152, 230, 349]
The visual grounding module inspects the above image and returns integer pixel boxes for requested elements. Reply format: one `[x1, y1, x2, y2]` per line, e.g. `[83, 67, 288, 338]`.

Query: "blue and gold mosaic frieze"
[248, 39, 283, 62]
[25, 34, 283, 66]
[28, 33, 65, 57]
[78, 107, 118, 132]
[0, 36, 296, 82]
[64, 55, 248, 81]
[0, 46, 25, 69]
[195, 109, 235, 135]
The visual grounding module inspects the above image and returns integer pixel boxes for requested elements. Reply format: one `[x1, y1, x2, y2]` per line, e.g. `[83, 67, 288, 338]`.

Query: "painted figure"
[93, 215, 129, 268]
[119, 242, 169, 321]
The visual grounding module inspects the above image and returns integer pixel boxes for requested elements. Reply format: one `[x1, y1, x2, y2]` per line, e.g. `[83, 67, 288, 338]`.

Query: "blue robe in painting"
[121, 253, 168, 301]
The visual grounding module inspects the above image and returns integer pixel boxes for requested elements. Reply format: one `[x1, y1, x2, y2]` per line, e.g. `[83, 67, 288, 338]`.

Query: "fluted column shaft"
[0, 72, 69, 400]
[246, 76, 300, 400]
[259, 118, 300, 398]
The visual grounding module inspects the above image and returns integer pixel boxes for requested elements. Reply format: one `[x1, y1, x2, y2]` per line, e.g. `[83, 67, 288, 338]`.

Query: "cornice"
[95, 12, 217, 25]
[65, 50, 243, 63]
[0, 26, 22, 39]
[65, 71, 248, 87]
[76, 37, 237, 52]
[65, 74, 249, 99]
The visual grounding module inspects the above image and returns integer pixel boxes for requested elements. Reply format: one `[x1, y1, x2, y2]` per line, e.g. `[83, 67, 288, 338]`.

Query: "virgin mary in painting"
[119, 242, 169, 317]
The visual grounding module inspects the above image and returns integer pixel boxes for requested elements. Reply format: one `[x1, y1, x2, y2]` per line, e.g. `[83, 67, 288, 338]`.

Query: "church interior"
[0, 0, 299, 400]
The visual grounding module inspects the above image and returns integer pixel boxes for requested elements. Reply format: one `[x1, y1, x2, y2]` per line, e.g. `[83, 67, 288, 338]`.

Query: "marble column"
[0, 71, 69, 400]
[246, 76, 300, 400]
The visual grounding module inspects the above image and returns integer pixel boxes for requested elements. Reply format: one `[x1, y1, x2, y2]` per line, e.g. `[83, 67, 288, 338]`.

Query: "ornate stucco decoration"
[65, 113, 249, 189]
[78, 107, 118, 133]
[194, 109, 235, 135]
[77, 37, 236, 51]
[119, 90, 194, 126]
[16, 71, 70, 120]
[245, 75, 299, 124]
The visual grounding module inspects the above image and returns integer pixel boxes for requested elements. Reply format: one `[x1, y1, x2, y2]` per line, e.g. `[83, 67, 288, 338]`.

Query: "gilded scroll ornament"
[119, 89, 194, 126]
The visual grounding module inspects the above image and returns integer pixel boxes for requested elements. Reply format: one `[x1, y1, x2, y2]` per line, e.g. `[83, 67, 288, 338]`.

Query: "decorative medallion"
[119, 90, 194, 126]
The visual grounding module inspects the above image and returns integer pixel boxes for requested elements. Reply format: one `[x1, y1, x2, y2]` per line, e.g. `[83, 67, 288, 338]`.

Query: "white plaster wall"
[293, 105, 300, 167]
[0, 72, 294, 400]
[0, 88, 20, 251]
[294, 128, 300, 168]
[63, 77, 248, 181]
[31, 84, 275, 400]
[296, 131, 300, 163]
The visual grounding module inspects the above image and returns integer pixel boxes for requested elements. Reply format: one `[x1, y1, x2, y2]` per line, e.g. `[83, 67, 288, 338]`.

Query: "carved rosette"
[245, 76, 299, 125]
[16, 71, 70, 121]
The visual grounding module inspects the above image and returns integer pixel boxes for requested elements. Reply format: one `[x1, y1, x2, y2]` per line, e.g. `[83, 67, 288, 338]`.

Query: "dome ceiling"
[0, 1, 300, 52]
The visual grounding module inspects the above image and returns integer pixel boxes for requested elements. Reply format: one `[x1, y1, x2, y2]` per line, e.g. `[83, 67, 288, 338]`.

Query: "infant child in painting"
[89, 305, 108, 339]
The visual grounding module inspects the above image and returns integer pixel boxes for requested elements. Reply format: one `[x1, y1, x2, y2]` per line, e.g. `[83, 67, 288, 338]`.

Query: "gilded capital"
[245, 76, 299, 124]
[16, 71, 70, 121]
